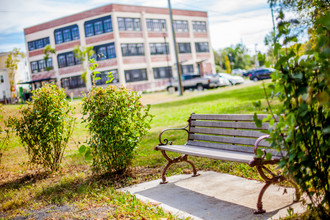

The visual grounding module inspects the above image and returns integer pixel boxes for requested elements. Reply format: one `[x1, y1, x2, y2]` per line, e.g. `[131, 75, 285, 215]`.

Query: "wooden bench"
[155, 113, 300, 214]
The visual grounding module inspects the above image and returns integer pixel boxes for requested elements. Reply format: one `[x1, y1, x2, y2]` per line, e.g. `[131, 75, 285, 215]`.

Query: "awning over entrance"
[19, 78, 57, 90]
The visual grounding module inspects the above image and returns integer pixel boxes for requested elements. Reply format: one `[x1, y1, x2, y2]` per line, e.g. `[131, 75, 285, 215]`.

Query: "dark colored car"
[249, 68, 274, 81]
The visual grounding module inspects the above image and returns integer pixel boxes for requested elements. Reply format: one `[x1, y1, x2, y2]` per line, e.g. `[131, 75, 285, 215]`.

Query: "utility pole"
[168, 0, 183, 96]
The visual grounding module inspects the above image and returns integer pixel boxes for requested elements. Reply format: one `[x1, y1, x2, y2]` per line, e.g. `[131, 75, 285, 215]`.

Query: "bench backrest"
[187, 113, 279, 156]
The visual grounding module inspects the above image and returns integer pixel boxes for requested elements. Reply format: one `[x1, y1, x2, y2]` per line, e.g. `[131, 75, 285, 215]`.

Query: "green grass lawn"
[0, 83, 278, 219]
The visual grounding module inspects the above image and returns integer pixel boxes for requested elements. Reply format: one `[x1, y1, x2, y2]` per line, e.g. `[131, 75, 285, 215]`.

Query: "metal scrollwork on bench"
[158, 124, 189, 145]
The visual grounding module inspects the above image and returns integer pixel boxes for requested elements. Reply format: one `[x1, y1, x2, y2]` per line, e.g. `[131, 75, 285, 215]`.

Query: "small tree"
[73, 45, 94, 90]
[10, 84, 75, 171]
[224, 56, 231, 73]
[81, 81, 152, 174]
[5, 48, 25, 101]
[43, 45, 56, 71]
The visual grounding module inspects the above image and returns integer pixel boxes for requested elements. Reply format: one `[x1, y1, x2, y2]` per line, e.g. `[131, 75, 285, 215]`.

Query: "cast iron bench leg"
[160, 150, 199, 184]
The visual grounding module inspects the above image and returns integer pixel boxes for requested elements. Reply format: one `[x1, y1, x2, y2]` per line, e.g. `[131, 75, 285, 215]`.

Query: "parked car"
[249, 68, 274, 81]
[166, 74, 216, 92]
[218, 73, 245, 85]
[204, 74, 231, 87]
[231, 68, 247, 76]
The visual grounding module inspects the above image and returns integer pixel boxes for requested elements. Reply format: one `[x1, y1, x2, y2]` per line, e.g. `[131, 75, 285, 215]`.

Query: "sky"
[0, 0, 275, 54]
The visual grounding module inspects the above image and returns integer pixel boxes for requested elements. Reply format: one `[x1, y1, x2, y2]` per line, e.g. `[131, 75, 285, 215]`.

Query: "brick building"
[24, 3, 215, 96]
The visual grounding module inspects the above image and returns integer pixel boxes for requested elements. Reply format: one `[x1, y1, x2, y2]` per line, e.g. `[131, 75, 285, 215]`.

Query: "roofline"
[24, 3, 207, 35]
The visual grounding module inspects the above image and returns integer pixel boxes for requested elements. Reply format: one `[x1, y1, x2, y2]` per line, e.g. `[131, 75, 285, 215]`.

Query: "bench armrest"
[158, 124, 189, 146]
[254, 135, 271, 157]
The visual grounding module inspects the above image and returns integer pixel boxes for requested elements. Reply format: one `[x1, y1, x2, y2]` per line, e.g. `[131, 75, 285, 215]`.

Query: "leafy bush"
[82, 85, 152, 174]
[255, 9, 329, 217]
[10, 84, 75, 171]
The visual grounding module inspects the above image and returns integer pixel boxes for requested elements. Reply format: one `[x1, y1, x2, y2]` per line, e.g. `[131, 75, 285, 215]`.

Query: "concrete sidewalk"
[119, 171, 305, 220]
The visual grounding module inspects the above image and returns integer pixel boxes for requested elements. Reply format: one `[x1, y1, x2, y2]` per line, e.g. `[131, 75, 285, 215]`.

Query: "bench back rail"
[187, 114, 279, 156]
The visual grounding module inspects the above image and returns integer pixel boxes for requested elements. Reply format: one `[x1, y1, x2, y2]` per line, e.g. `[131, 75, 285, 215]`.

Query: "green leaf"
[79, 145, 86, 154]
[265, 152, 272, 160]
[253, 113, 262, 128]
[85, 148, 92, 161]
[252, 100, 261, 109]
[256, 149, 263, 158]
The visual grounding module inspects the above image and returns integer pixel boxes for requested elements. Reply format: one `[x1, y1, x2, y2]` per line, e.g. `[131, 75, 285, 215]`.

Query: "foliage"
[255, 5, 330, 217]
[224, 56, 231, 73]
[268, 0, 329, 25]
[215, 43, 254, 71]
[43, 45, 56, 71]
[73, 45, 94, 86]
[5, 48, 25, 92]
[81, 77, 152, 174]
[81, 85, 152, 174]
[9, 84, 75, 171]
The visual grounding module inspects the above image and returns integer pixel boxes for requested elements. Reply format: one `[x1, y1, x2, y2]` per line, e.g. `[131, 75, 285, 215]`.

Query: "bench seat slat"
[191, 114, 276, 121]
[156, 144, 254, 163]
[189, 134, 271, 147]
[190, 127, 266, 138]
[187, 140, 281, 157]
[191, 120, 270, 130]
[187, 140, 254, 153]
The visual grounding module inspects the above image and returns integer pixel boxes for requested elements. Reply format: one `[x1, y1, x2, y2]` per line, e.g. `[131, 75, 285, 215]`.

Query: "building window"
[125, 69, 148, 83]
[84, 15, 113, 37]
[117, 17, 141, 31]
[30, 58, 53, 73]
[94, 69, 119, 85]
[153, 66, 172, 79]
[195, 42, 209, 53]
[174, 20, 189, 32]
[181, 64, 194, 74]
[192, 21, 207, 32]
[85, 23, 94, 37]
[146, 19, 166, 32]
[54, 25, 80, 44]
[0, 75, 4, 83]
[92, 43, 116, 61]
[57, 51, 81, 68]
[178, 43, 191, 54]
[121, 43, 144, 56]
[27, 37, 50, 51]
[61, 75, 85, 89]
[150, 43, 169, 55]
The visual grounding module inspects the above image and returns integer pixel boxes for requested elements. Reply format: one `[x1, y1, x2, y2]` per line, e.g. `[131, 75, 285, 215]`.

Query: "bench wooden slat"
[156, 144, 254, 163]
[190, 127, 266, 138]
[191, 120, 270, 130]
[187, 140, 255, 153]
[189, 134, 271, 147]
[191, 114, 278, 121]
[187, 140, 280, 157]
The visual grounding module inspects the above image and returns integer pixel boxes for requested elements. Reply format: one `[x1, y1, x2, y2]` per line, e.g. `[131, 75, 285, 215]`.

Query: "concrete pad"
[119, 171, 306, 220]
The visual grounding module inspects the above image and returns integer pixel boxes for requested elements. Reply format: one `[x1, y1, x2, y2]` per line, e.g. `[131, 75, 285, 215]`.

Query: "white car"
[204, 74, 231, 87]
[218, 73, 245, 85]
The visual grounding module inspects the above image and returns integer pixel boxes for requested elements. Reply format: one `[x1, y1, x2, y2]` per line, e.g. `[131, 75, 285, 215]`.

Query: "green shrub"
[255, 8, 329, 217]
[82, 85, 152, 174]
[10, 84, 75, 171]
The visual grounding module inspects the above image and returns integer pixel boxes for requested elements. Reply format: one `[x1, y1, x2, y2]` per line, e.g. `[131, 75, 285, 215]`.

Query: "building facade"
[24, 4, 215, 96]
